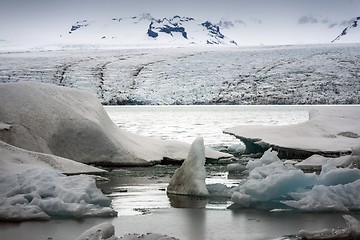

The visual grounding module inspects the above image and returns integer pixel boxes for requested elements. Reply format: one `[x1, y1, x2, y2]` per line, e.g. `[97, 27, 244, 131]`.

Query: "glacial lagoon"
[2, 105, 358, 240]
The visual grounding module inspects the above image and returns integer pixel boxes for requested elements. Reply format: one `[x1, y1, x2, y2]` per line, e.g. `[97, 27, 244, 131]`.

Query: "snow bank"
[224, 106, 360, 158]
[298, 215, 360, 239]
[167, 137, 209, 197]
[0, 82, 230, 166]
[0, 168, 117, 221]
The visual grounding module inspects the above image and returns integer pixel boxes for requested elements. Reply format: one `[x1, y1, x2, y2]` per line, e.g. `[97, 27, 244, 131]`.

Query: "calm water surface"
[105, 105, 310, 147]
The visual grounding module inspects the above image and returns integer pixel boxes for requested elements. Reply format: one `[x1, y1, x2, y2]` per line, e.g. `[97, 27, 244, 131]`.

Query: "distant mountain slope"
[332, 16, 360, 43]
[66, 14, 237, 46]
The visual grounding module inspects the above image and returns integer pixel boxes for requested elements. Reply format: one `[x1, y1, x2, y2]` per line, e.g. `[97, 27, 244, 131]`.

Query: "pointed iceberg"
[167, 137, 209, 197]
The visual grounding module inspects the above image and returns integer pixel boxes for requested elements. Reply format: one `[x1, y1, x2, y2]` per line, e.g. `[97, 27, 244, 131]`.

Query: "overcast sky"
[1, 0, 359, 44]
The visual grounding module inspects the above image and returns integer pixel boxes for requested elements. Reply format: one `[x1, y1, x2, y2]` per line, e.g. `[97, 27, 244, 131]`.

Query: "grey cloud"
[234, 19, 247, 26]
[218, 20, 235, 29]
[340, 19, 355, 26]
[250, 18, 262, 24]
[298, 15, 318, 24]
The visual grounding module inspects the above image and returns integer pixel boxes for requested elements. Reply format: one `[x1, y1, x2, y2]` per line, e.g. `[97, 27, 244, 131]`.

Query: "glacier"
[1, 44, 360, 106]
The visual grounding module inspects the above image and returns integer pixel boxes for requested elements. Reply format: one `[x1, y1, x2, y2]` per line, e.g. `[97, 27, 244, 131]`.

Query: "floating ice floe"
[224, 106, 360, 159]
[75, 222, 178, 240]
[0, 82, 230, 166]
[296, 146, 360, 171]
[0, 168, 117, 221]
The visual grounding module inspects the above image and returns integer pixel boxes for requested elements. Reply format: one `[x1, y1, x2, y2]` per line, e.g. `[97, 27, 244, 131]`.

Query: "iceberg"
[225, 149, 360, 212]
[224, 106, 360, 159]
[164, 141, 360, 212]
[167, 137, 209, 197]
[230, 149, 317, 206]
[0, 168, 117, 221]
[0, 82, 230, 166]
[283, 179, 360, 212]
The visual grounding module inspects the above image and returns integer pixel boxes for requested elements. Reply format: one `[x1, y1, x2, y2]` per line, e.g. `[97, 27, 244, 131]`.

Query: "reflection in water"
[187, 208, 206, 240]
[167, 194, 208, 209]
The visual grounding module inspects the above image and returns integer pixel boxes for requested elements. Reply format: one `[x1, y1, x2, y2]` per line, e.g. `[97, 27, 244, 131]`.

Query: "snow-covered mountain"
[59, 13, 360, 48]
[64, 14, 237, 46]
[1, 0, 360, 50]
[332, 16, 360, 43]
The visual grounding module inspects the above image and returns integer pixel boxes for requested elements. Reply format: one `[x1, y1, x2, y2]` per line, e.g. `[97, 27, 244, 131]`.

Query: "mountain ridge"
[332, 16, 360, 43]
[66, 14, 237, 46]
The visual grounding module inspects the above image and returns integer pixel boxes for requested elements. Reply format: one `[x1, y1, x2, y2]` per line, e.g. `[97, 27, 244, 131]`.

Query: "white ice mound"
[0, 168, 117, 221]
[0, 82, 229, 166]
[167, 137, 209, 197]
[298, 214, 360, 239]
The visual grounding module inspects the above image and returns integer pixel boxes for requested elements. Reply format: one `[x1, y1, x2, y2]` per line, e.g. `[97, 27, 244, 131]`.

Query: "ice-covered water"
[105, 105, 310, 147]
